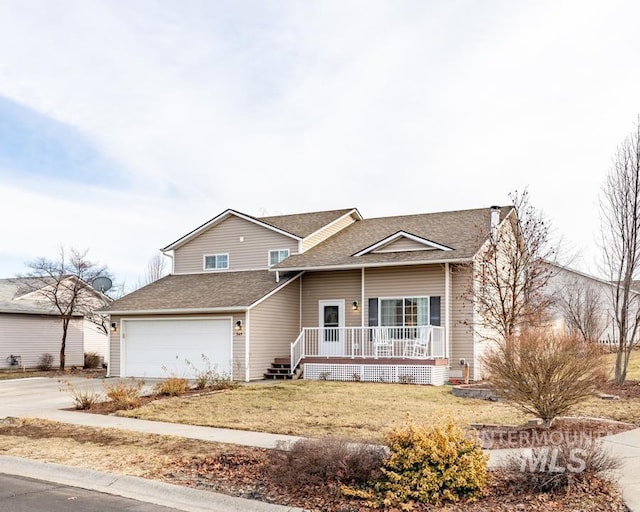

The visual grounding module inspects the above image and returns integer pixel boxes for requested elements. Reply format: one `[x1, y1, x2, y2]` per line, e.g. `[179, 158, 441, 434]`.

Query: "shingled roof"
[273, 206, 514, 270]
[257, 208, 360, 238]
[104, 270, 299, 314]
[0, 278, 65, 315]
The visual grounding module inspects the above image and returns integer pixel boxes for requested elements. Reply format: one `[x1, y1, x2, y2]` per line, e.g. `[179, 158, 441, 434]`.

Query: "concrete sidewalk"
[34, 409, 303, 449]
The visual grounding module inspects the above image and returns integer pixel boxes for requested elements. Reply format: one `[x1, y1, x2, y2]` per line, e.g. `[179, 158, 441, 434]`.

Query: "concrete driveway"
[0, 376, 155, 418]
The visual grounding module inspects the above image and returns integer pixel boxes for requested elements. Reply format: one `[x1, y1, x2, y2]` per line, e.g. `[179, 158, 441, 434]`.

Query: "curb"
[0, 455, 305, 512]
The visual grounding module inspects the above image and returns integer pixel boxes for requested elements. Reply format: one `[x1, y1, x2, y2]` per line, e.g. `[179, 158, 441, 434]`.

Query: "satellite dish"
[92, 276, 113, 293]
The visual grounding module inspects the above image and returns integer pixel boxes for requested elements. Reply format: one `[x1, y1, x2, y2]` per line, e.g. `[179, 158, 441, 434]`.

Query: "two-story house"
[104, 205, 515, 385]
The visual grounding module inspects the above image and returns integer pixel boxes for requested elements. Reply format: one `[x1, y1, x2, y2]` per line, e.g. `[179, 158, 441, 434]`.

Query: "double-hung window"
[204, 253, 229, 270]
[269, 249, 290, 267]
[374, 296, 441, 339]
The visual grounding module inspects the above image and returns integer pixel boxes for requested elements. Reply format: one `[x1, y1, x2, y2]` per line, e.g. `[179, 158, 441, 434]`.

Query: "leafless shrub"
[83, 352, 102, 369]
[267, 437, 385, 489]
[185, 355, 238, 390]
[500, 437, 621, 492]
[103, 378, 144, 410]
[37, 353, 54, 371]
[153, 376, 190, 396]
[59, 379, 102, 410]
[483, 329, 605, 427]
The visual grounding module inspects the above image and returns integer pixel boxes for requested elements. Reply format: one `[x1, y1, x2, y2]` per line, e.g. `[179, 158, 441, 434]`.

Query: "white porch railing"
[290, 326, 446, 373]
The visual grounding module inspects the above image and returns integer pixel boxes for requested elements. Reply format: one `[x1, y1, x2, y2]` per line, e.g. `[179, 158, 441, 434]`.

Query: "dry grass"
[0, 417, 211, 477]
[118, 380, 528, 441]
[115, 351, 640, 440]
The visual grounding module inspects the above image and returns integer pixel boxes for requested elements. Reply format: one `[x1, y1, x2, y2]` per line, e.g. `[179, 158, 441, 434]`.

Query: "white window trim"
[378, 295, 431, 327]
[203, 253, 229, 271]
[268, 248, 290, 267]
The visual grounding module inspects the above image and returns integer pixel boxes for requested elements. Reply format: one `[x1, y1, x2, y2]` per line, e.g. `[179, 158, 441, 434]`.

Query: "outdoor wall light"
[352, 300, 359, 311]
[110, 322, 118, 332]
[235, 320, 243, 335]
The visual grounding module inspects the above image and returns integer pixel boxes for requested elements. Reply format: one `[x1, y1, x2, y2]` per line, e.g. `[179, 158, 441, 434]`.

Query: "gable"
[354, 231, 453, 257]
[173, 215, 300, 274]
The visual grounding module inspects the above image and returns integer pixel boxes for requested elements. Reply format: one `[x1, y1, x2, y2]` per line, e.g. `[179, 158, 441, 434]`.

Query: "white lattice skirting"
[303, 363, 449, 386]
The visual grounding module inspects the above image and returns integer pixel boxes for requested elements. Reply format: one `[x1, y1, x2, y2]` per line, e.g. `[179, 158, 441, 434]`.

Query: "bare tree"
[600, 119, 640, 385]
[23, 247, 111, 370]
[557, 279, 607, 343]
[471, 189, 558, 342]
[136, 252, 168, 289]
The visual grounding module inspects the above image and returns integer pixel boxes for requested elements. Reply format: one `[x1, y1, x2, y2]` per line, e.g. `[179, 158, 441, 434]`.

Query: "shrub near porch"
[118, 380, 527, 441]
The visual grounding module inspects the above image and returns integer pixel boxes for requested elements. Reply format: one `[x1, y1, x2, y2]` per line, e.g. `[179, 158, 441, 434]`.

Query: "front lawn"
[117, 380, 527, 441]
[115, 350, 640, 441]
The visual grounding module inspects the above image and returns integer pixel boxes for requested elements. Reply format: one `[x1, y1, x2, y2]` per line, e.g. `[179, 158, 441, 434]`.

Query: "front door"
[319, 300, 345, 356]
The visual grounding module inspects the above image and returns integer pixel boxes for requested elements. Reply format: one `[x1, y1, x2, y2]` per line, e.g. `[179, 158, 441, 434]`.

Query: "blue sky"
[1, 0, 640, 289]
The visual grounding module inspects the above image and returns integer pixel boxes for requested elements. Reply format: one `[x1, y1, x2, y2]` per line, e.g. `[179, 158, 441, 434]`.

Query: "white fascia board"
[162, 209, 302, 252]
[300, 209, 363, 250]
[247, 272, 303, 309]
[105, 307, 249, 315]
[274, 258, 473, 273]
[353, 231, 453, 257]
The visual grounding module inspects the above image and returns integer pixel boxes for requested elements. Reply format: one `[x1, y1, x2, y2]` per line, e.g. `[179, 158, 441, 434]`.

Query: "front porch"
[290, 326, 450, 385]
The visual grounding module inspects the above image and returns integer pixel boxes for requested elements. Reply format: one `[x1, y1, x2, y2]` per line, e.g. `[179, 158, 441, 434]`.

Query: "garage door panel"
[124, 319, 232, 379]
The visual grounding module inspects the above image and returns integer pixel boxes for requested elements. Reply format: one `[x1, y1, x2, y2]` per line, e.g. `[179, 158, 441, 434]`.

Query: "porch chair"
[411, 326, 432, 358]
[373, 326, 393, 357]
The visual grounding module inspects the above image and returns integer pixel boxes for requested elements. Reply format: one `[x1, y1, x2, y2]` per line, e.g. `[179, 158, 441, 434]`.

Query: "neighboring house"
[546, 263, 620, 344]
[104, 205, 518, 385]
[0, 277, 110, 369]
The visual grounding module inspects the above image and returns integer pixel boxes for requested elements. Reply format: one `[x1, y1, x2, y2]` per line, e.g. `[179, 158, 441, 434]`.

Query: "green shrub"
[83, 352, 102, 369]
[103, 378, 144, 410]
[345, 420, 488, 508]
[154, 376, 190, 396]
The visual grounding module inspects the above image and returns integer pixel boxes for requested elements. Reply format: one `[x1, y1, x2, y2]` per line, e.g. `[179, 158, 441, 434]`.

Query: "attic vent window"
[204, 253, 229, 270]
[269, 249, 290, 266]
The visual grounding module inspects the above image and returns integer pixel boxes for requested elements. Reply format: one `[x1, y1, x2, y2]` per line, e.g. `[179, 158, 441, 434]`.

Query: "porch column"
[445, 262, 450, 359]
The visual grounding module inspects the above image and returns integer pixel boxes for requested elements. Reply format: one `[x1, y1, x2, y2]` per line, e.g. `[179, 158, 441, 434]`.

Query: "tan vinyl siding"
[109, 318, 121, 376]
[449, 264, 475, 379]
[363, 265, 446, 323]
[301, 270, 361, 328]
[173, 215, 298, 274]
[0, 314, 83, 369]
[301, 213, 356, 252]
[248, 280, 301, 380]
[373, 237, 432, 253]
[108, 313, 246, 380]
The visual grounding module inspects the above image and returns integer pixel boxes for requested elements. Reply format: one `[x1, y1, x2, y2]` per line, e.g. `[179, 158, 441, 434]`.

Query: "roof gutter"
[272, 257, 474, 273]
[101, 306, 250, 316]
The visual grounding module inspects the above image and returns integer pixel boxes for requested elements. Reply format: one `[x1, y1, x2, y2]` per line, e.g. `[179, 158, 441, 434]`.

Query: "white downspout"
[361, 267, 365, 326]
[244, 309, 251, 382]
[445, 262, 451, 360]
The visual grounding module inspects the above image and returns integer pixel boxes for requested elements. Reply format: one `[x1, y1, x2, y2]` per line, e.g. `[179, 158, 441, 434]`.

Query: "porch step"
[264, 357, 293, 380]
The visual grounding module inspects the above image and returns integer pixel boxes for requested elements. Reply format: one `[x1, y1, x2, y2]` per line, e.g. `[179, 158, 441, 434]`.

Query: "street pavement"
[0, 472, 182, 512]
[1, 376, 640, 511]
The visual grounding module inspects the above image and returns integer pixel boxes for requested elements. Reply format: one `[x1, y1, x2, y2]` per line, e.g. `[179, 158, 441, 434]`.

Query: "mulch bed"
[158, 449, 627, 512]
[475, 417, 634, 450]
[598, 379, 640, 399]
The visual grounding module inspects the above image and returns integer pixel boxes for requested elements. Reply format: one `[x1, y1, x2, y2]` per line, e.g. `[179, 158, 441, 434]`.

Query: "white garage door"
[123, 318, 232, 379]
